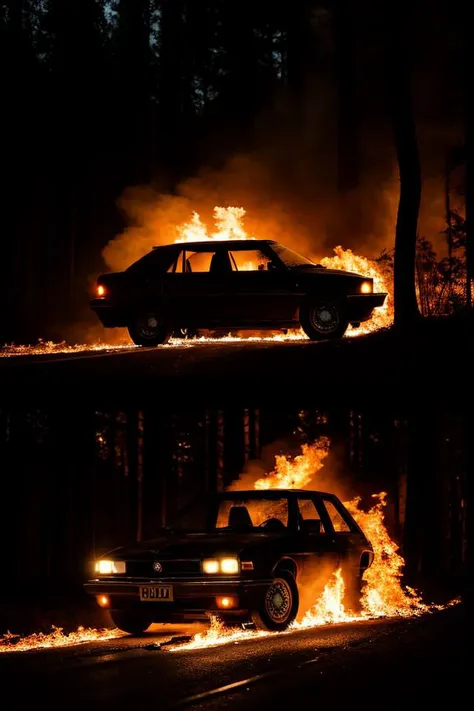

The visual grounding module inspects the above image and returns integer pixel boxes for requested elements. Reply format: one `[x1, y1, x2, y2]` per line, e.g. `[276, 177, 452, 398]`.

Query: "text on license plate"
[139, 585, 173, 601]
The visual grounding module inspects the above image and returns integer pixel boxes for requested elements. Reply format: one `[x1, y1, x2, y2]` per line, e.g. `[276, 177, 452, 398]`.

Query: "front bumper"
[84, 577, 272, 620]
[346, 293, 387, 323]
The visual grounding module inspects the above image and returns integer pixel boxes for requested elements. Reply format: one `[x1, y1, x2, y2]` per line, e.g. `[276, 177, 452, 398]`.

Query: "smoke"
[99, 0, 462, 275]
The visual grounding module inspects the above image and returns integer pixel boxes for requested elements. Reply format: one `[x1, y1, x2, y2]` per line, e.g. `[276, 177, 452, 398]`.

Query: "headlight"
[202, 557, 240, 574]
[94, 559, 126, 575]
[360, 280, 373, 294]
[220, 558, 239, 574]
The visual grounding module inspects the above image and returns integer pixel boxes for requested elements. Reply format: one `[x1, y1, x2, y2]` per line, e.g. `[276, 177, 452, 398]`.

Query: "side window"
[184, 251, 215, 273]
[229, 250, 271, 272]
[297, 499, 327, 533]
[321, 499, 352, 533]
[167, 250, 185, 273]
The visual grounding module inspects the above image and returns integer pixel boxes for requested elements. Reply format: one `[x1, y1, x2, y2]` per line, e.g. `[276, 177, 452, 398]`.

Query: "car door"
[225, 247, 296, 324]
[319, 496, 366, 575]
[295, 495, 341, 594]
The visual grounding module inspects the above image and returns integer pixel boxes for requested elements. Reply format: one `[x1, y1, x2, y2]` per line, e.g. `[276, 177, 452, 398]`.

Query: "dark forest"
[1, 1, 471, 343]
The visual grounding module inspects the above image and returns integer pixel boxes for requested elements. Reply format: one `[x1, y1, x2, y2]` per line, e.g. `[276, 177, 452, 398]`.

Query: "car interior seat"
[228, 505, 253, 530]
[210, 251, 233, 275]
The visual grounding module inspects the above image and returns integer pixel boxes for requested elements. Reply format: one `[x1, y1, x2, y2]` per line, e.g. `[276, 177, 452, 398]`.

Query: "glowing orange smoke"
[0, 625, 124, 654]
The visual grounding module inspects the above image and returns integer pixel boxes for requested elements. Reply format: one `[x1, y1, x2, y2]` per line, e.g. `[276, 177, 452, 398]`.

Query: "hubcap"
[265, 578, 292, 623]
[138, 314, 161, 339]
[310, 304, 340, 333]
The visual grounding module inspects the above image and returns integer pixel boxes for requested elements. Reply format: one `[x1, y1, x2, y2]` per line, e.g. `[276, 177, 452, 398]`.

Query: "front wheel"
[108, 609, 153, 635]
[300, 300, 348, 341]
[251, 573, 299, 631]
[128, 312, 171, 346]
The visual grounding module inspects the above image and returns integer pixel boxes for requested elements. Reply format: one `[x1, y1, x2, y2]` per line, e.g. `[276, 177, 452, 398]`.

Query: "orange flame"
[0, 625, 124, 654]
[171, 440, 457, 651]
[254, 439, 330, 490]
[176, 206, 253, 242]
[321, 246, 393, 334]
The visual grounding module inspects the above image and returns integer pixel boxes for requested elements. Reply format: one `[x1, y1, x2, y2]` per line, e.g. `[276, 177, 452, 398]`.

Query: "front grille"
[125, 560, 201, 578]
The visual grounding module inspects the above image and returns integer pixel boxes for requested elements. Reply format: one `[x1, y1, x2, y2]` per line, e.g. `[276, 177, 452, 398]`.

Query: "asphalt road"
[0, 605, 470, 710]
[0, 326, 466, 405]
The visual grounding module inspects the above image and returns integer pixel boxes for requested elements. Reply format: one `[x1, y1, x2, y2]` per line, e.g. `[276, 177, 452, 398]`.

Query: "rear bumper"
[346, 293, 387, 323]
[90, 299, 128, 328]
[84, 577, 271, 620]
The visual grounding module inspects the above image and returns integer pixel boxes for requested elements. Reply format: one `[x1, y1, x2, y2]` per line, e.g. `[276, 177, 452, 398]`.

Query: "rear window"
[126, 246, 178, 275]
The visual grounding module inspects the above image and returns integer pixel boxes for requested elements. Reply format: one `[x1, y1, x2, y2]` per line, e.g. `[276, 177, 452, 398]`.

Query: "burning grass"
[0, 625, 124, 654]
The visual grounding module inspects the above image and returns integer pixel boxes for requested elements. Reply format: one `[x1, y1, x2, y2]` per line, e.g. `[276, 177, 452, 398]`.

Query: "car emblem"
[153, 561, 162, 573]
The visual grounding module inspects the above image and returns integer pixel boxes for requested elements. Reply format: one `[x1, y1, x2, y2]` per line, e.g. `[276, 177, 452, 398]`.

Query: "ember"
[0, 625, 123, 654]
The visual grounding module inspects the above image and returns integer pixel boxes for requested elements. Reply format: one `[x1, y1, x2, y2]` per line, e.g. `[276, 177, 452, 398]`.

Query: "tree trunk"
[465, 21, 473, 309]
[385, 10, 421, 331]
[334, 0, 359, 194]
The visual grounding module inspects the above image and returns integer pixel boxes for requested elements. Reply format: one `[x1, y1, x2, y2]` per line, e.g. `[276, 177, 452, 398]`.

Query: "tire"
[128, 312, 171, 346]
[108, 609, 153, 635]
[300, 300, 348, 340]
[251, 572, 299, 632]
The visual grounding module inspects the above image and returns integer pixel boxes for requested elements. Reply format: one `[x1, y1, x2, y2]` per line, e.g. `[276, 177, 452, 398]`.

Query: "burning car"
[84, 489, 374, 634]
[91, 240, 387, 345]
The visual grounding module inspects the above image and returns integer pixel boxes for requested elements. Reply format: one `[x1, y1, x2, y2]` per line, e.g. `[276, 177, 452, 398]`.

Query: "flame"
[1, 209, 395, 356]
[0, 625, 124, 654]
[176, 206, 253, 242]
[171, 441, 457, 651]
[254, 439, 330, 490]
[0, 332, 308, 358]
[321, 246, 393, 334]
[346, 494, 430, 617]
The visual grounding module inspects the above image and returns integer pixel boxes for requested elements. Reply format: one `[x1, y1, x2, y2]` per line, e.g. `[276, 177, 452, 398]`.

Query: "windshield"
[214, 497, 289, 532]
[271, 244, 318, 268]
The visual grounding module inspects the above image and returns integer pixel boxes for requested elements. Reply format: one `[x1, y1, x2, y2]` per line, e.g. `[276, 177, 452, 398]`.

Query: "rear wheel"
[300, 300, 348, 340]
[109, 609, 153, 635]
[128, 312, 171, 346]
[251, 572, 299, 631]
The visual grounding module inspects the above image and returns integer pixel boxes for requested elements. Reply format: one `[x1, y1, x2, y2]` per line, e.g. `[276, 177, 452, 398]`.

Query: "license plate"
[139, 585, 173, 601]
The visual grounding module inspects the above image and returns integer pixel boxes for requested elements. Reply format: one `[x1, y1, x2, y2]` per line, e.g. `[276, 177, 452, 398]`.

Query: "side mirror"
[301, 519, 322, 534]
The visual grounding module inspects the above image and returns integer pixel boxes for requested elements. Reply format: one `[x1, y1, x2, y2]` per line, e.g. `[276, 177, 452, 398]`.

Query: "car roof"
[152, 240, 278, 250]
[216, 488, 335, 498]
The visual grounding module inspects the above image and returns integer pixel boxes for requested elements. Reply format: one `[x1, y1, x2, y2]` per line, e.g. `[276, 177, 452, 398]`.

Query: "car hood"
[290, 266, 364, 279]
[108, 531, 285, 561]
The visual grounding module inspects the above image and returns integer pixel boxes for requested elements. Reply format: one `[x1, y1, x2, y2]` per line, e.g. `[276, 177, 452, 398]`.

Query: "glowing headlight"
[360, 280, 373, 294]
[203, 559, 220, 574]
[94, 559, 126, 575]
[220, 558, 239, 574]
[202, 557, 240, 574]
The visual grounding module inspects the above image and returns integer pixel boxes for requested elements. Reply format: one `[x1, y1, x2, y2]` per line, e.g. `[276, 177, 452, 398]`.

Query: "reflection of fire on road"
[169, 440, 457, 651]
[0, 625, 124, 654]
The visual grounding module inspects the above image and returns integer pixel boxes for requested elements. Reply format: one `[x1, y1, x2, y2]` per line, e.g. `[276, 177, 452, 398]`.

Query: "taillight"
[97, 284, 106, 297]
